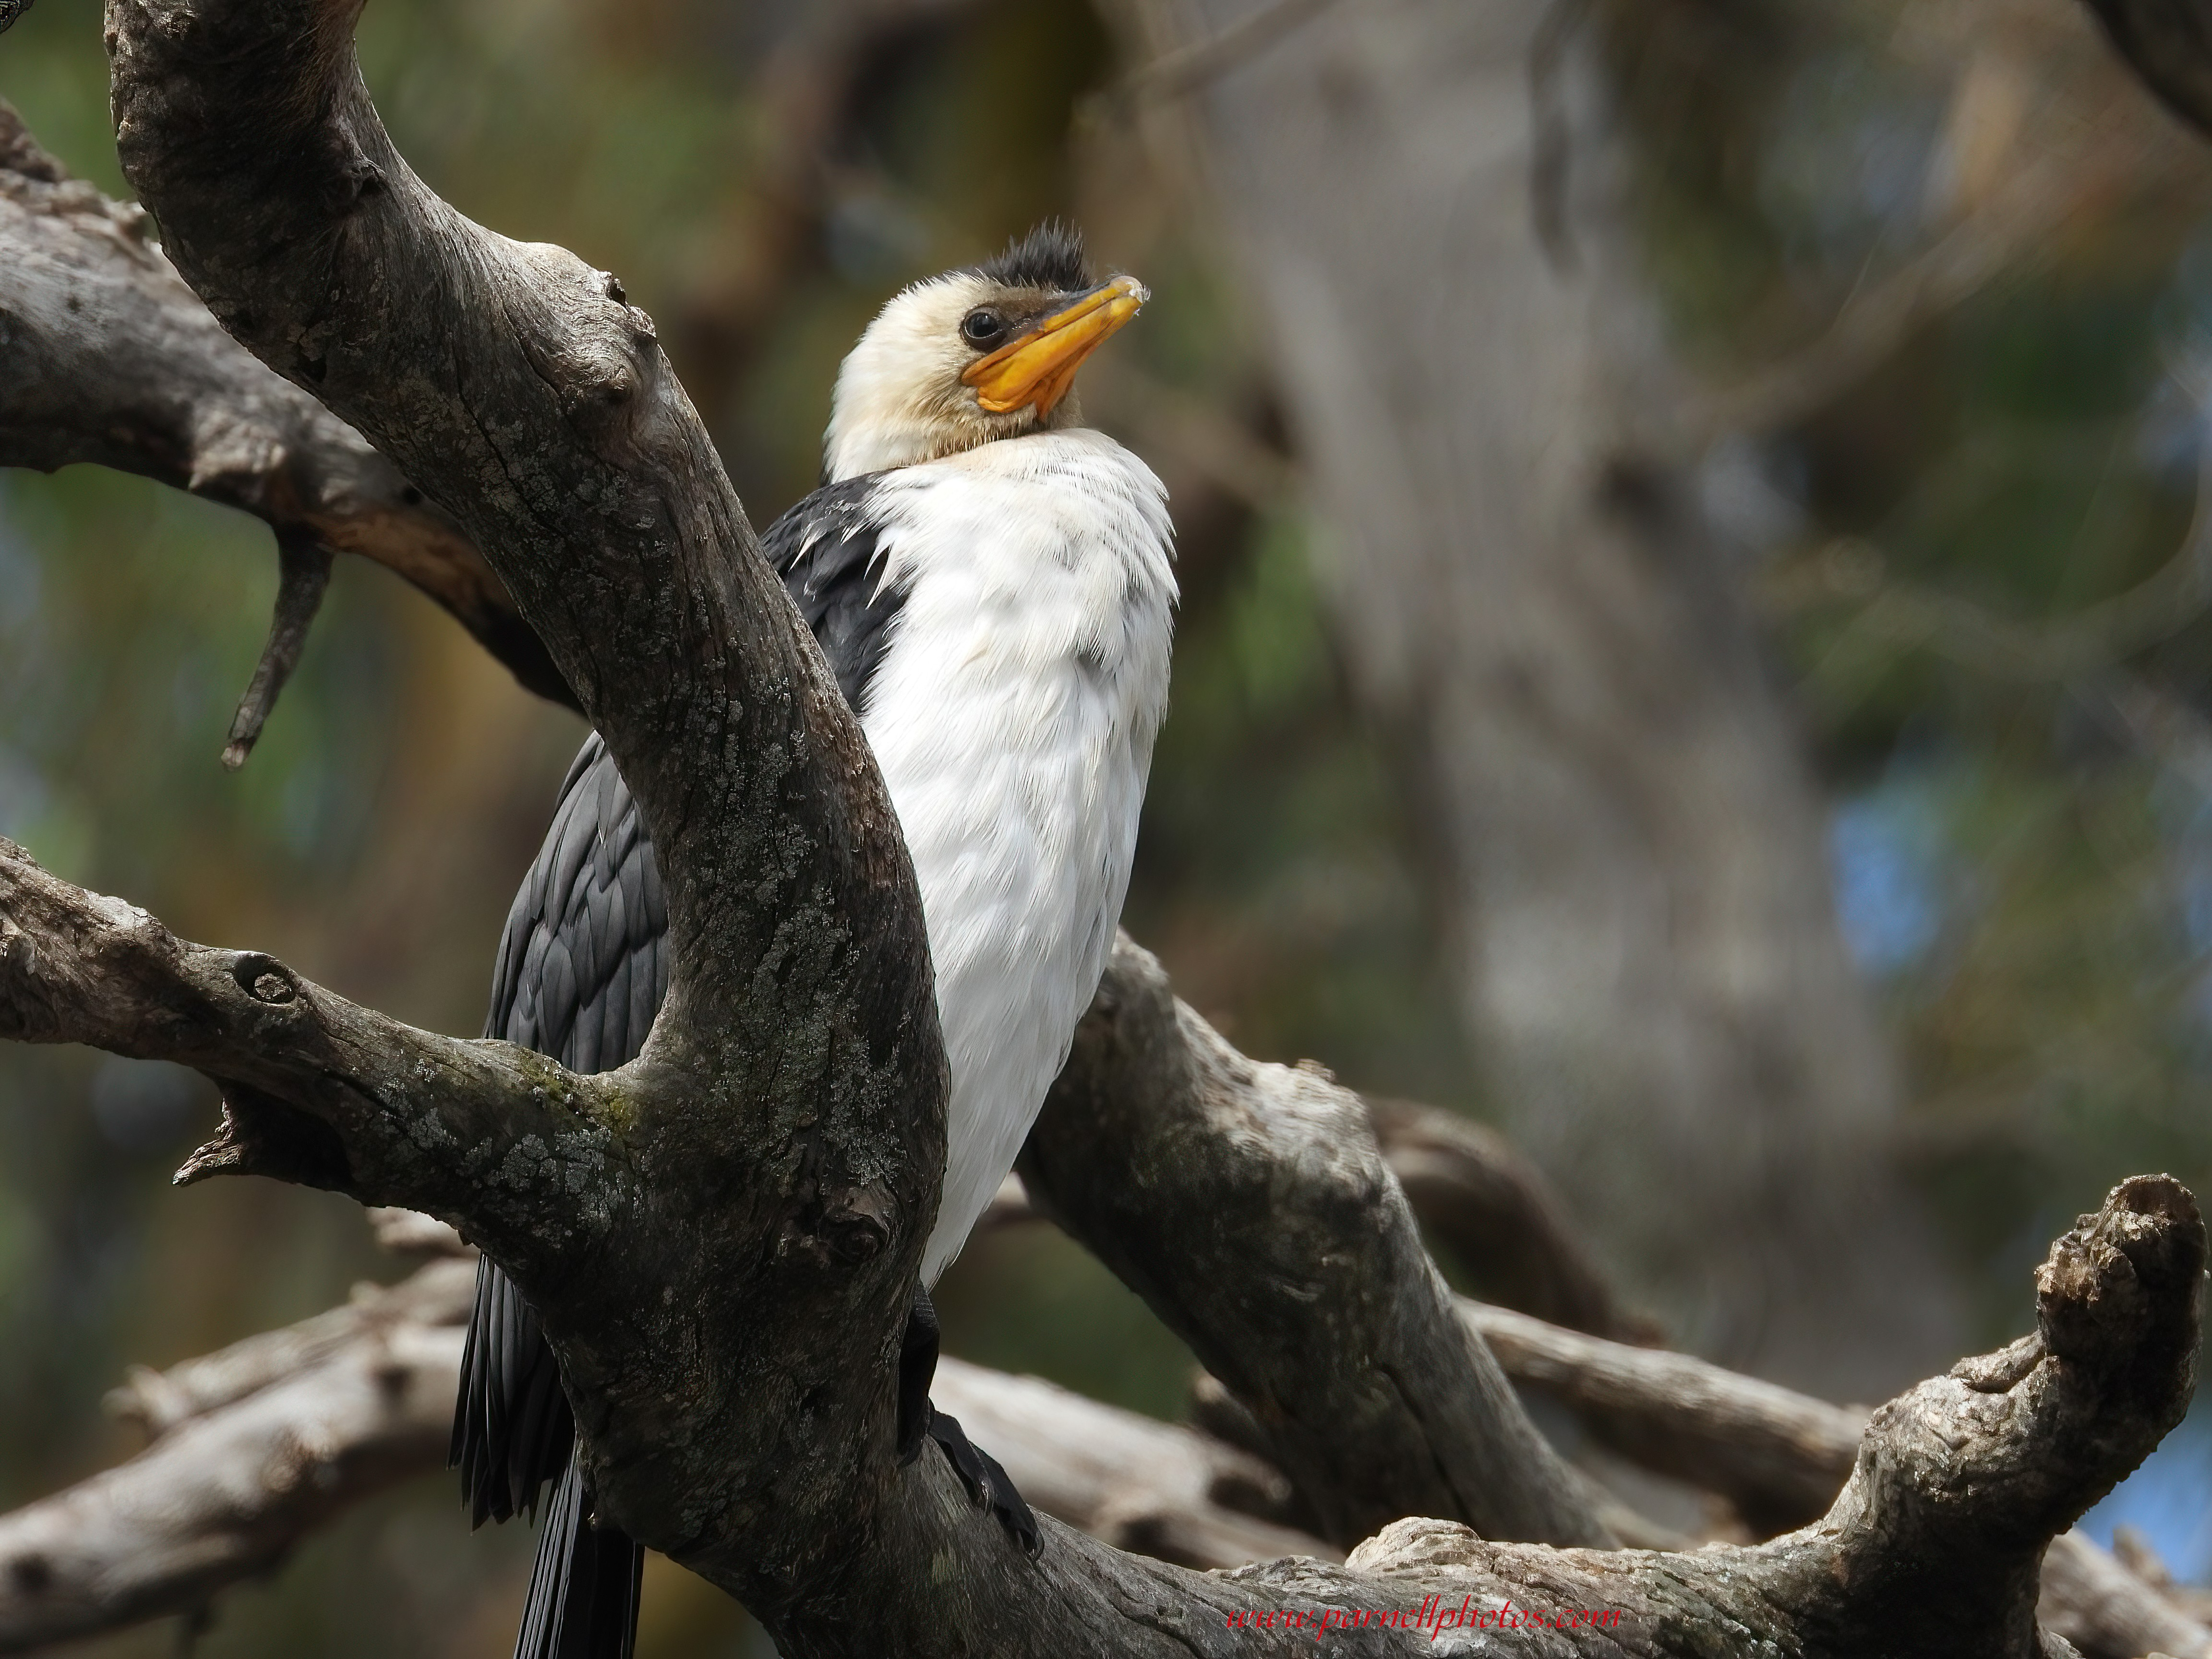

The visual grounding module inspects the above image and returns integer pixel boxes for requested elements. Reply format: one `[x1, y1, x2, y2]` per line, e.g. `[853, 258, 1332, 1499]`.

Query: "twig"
[221, 531, 333, 769]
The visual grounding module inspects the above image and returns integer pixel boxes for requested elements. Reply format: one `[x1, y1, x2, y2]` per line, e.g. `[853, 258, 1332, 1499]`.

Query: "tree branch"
[0, 838, 618, 1259]
[1363, 1097, 1656, 1343]
[0, 102, 572, 718]
[1022, 936, 1615, 1551]
[0, 1317, 461, 1654]
[1461, 1301, 1864, 1535]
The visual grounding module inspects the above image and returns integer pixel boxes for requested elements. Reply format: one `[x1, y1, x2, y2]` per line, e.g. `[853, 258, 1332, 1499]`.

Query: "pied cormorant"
[452, 223, 1176, 1659]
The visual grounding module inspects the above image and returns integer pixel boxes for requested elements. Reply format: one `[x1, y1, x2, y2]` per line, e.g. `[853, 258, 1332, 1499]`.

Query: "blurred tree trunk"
[1112, 0, 1959, 1395]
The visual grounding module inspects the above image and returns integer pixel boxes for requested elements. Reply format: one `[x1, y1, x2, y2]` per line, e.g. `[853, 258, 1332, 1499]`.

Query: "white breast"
[860, 430, 1177, 1285]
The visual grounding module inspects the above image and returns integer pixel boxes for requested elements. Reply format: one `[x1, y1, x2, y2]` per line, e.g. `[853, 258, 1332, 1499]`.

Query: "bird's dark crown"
[975, 222, 1093, 294]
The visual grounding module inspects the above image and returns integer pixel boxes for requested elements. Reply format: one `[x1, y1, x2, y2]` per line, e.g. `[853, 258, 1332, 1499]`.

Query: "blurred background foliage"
[5, 0, 2212, 1649]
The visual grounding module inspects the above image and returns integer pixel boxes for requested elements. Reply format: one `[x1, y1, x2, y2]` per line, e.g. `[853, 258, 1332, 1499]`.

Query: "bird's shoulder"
[764, 473, 910, 714]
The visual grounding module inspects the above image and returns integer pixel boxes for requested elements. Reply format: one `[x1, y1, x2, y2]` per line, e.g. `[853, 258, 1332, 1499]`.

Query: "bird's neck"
[823, 414, 972, 482]
[822, 394, 1083, 483]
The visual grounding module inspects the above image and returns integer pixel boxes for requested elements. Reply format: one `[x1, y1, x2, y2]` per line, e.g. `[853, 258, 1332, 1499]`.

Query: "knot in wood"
[232, 953, 298, 1005]
[6, 1551, 50, 1595]
[816, 1203, 888, 1266]
[0, 918, 33, 976]
[333, 155, 385, 212]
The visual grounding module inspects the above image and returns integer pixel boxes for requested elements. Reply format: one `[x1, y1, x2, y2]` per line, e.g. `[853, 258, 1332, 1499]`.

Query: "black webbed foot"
[928, 1408, 1042, 1558]
[896, 1286, 1042, 1557]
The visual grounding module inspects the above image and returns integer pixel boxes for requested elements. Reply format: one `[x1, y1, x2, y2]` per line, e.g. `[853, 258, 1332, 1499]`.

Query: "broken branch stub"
[0, 100, 573, 715]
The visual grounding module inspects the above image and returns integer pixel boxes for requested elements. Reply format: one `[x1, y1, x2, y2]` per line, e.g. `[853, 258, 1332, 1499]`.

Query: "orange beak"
[960, 275, 1149, 417]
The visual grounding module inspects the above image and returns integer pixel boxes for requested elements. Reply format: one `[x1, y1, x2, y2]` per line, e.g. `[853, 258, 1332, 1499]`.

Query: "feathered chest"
[771, 430, 1178, 778]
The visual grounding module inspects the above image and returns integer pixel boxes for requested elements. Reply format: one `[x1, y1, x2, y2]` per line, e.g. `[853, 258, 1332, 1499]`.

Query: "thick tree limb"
[1022, 936, 1614, 1551]
[0, 103, 571, 715]
[0, 1318, 461, 1654]
[1364, 1097, 1655, 1343]
[0, 837, 614, 1247]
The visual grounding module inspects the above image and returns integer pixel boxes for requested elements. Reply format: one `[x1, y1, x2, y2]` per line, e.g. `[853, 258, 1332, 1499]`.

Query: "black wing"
[455, 732, 666, 1526]
[484, 733, 668, 1069]
[764, 472, 907, 717]
[454, 475, 902, 1527]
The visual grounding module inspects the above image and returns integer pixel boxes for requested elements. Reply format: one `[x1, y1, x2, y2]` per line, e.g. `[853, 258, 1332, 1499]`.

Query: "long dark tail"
[516, 1460, 646, 1659]
[454, 1255, 574, 1525]
[455, 1257, 644, 1659]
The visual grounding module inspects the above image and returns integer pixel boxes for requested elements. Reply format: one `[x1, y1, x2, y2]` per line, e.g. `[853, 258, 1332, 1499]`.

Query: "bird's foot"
[927, 1407, 1042, 1558]
[894, 1286, 1040, 1555]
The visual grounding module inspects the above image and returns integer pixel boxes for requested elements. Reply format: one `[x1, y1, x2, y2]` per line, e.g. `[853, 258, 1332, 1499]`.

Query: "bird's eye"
[961, 310, 1007, 348]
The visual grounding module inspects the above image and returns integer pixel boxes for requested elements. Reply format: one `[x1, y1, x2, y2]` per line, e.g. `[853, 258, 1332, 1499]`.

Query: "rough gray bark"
[1023, 937, 1612, 1550]
[0, 2, 2193, 1648]
[0, 100, 572, 714]
[1110, 0, 1960, 1398]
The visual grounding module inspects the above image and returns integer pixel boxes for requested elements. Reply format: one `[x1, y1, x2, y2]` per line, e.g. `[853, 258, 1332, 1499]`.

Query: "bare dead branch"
[1461, 1301, 1864, 1534]
[0, 1318, 460, 1654]
[1364, 1097, 1656, 1343]
[1022, 935, 1616, 1551]
[0, 837, 616, 1263]
[2042, 1532, 2212, 1659]
[989, 1092, 1653, 1345]
[0, 102, 572, 713]
[104, 1257, 478, 1438]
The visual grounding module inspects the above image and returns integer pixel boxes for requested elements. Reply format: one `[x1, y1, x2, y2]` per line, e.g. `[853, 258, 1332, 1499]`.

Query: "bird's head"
[823, 224, 1148, 482]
